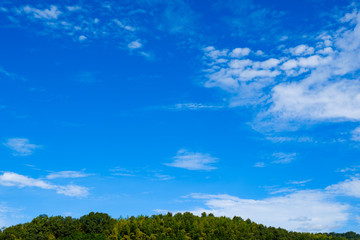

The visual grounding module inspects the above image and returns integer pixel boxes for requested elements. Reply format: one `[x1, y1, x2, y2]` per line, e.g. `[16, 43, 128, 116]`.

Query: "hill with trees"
[0, 212, 359, 240]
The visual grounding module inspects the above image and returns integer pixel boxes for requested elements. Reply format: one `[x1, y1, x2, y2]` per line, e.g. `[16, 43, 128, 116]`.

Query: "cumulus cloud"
[229, 48, 251, 58]
[201, 9, 360, 134]
[165, 149, 218, 171]
[184, 190, 349, 232]
[3, 138, 41, 156]
[289, 44, 315, 56]
[0, 172, 89, 197]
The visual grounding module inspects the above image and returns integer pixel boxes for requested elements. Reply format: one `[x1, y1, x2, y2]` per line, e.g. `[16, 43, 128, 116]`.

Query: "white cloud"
[326, 178, 360, 198]
[280, 59, 298, 70]
[22, 5, 61, 20]
[3, 138, 41, 156]
[0, 172, 89, 197]
[128, 40, 142, 49]
[318, 47, 334, 55]
[270, 78, 360, 121]
[203, 46, 228, 59]
[289, 44, 314, 56]
[267, 12, 360, 125]
[256, 58, 281, 69]
[165, 149, 218, 171]
[272, 152, 296, 164]
[229, 48, 251, 58]
[202, 10, 360, 133]
[56, 184, 89, 197]
[79, 35, 87, 41]
[46, 171, 91, 179]
[184, 190, 349, 232]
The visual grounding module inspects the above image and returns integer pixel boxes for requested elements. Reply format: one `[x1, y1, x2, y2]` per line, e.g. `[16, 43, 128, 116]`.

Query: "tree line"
[0, 212, 359, 240]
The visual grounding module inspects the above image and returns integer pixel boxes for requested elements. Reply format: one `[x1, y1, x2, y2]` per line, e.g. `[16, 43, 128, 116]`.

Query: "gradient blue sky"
[1, 0, 360, 233]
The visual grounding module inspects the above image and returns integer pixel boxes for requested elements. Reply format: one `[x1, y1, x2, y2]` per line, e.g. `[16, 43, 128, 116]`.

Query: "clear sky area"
[1, 0, 360, 233]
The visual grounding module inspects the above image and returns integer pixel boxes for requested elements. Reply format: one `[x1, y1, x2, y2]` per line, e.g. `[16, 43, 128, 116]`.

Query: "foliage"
[0, 212, 358, 240]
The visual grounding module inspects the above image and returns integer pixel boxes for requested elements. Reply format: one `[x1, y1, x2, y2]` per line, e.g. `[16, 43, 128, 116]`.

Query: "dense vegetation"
[0, 212, 359, 240]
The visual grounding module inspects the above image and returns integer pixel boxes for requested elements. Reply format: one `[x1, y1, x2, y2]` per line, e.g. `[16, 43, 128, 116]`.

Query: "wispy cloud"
[46, 171, 91, 179]
[287, 179, 312, 186]
[0, 67, 26, 81]
[0, 203, 26, 228]
[171, 103, 224, 111]
[153, 174, 174, 181]
[150, 103, 225, 111]
[109, 167, 136, 177]
[3, 138, 41, 156]
[337, 166, 360, 173]
[0, 172, 89, 197]
[254, 162, 265, 168]
[165, 149, 218, 171]
[272, 152, 296, 164]
[266, 136, 314, 143]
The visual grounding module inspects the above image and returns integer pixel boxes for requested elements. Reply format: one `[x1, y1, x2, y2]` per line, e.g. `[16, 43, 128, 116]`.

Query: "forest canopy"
[0, 212, 359, 240]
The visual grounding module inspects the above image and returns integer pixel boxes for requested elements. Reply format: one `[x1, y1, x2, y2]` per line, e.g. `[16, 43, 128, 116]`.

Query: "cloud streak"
[165, 149, 218, 171]
[0, 172, 89, 197]
[46, 171, 91, 179]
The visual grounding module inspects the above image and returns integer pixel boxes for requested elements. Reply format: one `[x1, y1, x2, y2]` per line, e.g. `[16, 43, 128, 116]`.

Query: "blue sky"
[1, 0, 360, 233]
